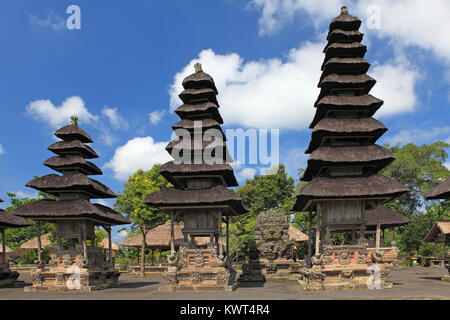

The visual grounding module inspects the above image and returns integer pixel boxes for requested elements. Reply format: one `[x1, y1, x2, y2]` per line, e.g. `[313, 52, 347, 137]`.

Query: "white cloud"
[13, 190, 38, 199]
[149, 110, 165, 125]
[102, 107, 129, 130]
[93, 199, 108, 206]
[26, 96, 98, 128]
[118, 229, 129, 238]
[0, 144, 4, 155]
[445, 162, 450, 170]
[383, 126, 450, 146]
[104, 137, 172, 180]
[28, 10, 66, 31]
[236, 167, 257, 181]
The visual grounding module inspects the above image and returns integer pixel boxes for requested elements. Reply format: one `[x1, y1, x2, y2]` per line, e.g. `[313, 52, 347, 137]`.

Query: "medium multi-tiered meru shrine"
[292, 7, 409, 290]
[144, 63, 247, 292]
[12, 117, 129, 292]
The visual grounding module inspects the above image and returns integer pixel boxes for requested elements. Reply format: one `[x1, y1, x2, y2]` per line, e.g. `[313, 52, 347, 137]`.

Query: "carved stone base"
[298, 264, 393, 291]
[238, 259, 304, 284]
[24, 266, 121, 292]
[0, 267, 24, 288]
[442, 275, 450, 282]
[159, 267, 237, 292]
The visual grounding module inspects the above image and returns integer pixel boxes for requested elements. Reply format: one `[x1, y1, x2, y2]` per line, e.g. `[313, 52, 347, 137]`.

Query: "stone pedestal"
[298, 240, 392, 291]
[159, 243, 237, 292]
[24, 248, 120, 292]
[0, 265, 24, 288]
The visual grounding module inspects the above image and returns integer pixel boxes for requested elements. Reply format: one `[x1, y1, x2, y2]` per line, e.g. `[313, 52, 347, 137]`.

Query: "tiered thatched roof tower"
[144, 64, 246, 292]
[13, 117, 129, 292]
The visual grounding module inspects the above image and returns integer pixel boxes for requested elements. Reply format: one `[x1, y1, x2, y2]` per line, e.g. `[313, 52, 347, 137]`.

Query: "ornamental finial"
[341, 6, 348, 14]
[70, 115, 79, 126]
[194, 62, 203, 73]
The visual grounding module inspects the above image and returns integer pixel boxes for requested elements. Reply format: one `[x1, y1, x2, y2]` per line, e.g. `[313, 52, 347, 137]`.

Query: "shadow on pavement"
[119, 282, 159, 289]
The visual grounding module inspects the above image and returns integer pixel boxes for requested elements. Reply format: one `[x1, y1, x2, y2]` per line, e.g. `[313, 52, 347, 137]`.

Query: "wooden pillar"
[360, 202, 366, 239]
[218, 211, 223, 257]
[83, 221, 88, 264]
[376, 204, 381, 253]
[170, 211, 175, 255]
[107, 226, 113, 268]
[315, 205, 321, 255]
[226, 216, 230, 258]
[443, 238, 447, 259]
[308, 212, 312, 267]
[37, 221, 42, 265]
[382, 228, 385, 248]
[150, 248, 154, 266]
[1, 228, 6, 267]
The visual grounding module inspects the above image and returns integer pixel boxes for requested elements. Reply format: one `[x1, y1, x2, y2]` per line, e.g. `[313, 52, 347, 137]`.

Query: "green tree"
[113, 165, 171, 276]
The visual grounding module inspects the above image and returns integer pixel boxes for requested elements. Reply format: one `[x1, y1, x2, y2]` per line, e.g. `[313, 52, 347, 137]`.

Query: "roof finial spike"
[194, 62, 203, 73]
[341, 6, 348, 14]
[70, 115, 79, 126]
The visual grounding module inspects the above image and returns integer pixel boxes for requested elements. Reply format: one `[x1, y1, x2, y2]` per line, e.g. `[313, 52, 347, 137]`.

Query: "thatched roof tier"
[121, 223, 210, 249]
[172, 119, 225, 139]
[328, 10, 361, 32]
[426, 177, 450, 200]
[179, 88, 218, 105]
[20, 233, 52, 250]
[98, 238, 120, 251]
[288, 225, 309, 242]
[175, 102, 223, 124]
[165, 137, 232, 163]
[0, 209, 31, 229]
[12, 199, 129, 225]
[306, 117, 387, 153]
[310, 95, 383, 128]
[301, 145, 395, 181]
[365, 206, 411, 229]
[292, 174, 409, 211]
[26, 174, 116, 199]
[326, 29, 363, 46]
[318, 74, 375, 95]
[48, 140, 98, 159]
[159, 161, 238, 187]
[44, 156, 102, 175]
[324, 42, 366, 62]
[182, 71, 218, 94]
[143, 185, 247, 216]
[0, 244, 12, 253]
[321, 58, 370, 80]
[423, 221, 450, 242]
[55, 124, 93, 143]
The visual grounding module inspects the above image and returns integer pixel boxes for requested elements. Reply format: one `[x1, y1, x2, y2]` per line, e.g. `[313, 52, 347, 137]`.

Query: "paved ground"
[0, 267, 449, 300]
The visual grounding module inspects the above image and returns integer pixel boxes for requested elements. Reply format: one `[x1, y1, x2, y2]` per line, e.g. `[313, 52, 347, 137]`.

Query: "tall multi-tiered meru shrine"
[13, 117, 129, 292]
[292, 7, 409, 290]
[144, 63, 247, 292]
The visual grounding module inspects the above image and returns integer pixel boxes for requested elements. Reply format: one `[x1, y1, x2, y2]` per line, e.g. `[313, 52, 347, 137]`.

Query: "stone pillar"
[1, 228, 6, 267]
[315, 205, 321, 255]
[308, 212, 312, 267]
[83, 221, 88, 265]
[37, 221, 42, 265]
[107, 226, 113, 268]
[226, 216, 230, 258]
[218, 211, 223, 257]
[170, 212, 175, 255]
[376, 204, 381, 253]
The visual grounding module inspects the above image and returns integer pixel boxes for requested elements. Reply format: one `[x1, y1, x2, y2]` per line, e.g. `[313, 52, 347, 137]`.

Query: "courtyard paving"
[0, 267, 449, 300]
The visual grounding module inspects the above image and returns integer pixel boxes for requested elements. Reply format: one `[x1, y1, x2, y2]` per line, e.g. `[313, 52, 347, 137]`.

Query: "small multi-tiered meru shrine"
[292, 7, 409, 290]
[12, 117, 129, 292]
[144, 63, 247, 292]
[0, 198, 31, 287]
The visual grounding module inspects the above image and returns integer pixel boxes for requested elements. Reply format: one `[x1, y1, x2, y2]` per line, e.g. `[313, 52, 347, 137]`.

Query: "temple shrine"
[292, 7, 409, 290]
[12, 117, 129, 292]
[144, 63, 247, 292]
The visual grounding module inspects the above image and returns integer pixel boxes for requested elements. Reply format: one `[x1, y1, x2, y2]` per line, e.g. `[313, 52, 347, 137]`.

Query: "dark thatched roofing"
[326, 29, 363, 45]
[423, 221, 450, 242]
[48, 140, 98, 159]
[321, 58, 370, 78]
[12, 199, 129, 225]
[426, 177, 450, 200]
[306, 117, 387, 153]
[159, 161, 238, 187]
[329, 10, 361, 32]
[44, 156, 102, 175]
[55, 124, 93, 143]
[0, 208, 31, 228]
[292, 174, 409, 211]
[301, 145, 395, 181]
[165, 137, 232, 163]
[175, 102, 223, 124]
[143, 185, 247, 216]
[172, 119, 225, 140]
[324, 42, 366, 62]
[26, 174, 116, 199]
[120, 223, 210, 249]
[182, 71, 218, 94]
[310, 94, 383, 128]
[365, 206, 411, 228]
[20, 233, 52, 249]
[319, 74, 375, 92]
[179, 88, 218, 105]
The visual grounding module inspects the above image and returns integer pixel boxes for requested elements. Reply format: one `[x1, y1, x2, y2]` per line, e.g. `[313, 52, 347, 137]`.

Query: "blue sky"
[1, 1, 449, 242]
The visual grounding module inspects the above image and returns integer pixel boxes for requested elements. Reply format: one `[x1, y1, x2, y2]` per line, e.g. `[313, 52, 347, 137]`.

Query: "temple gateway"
[12, 117, 129, 292]
[292, 7, 409, 291]
[144, 64, 247, 292]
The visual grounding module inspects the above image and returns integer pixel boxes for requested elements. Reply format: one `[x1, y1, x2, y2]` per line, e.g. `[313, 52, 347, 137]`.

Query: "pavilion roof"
[0, 244, 12, 253]
[182, 71, 218, 94]
[98, 238, 120, 251]
[0, 205, 32, 229]
[55, 124, 93, 143]
[426, 177, 450, 200]
[288, 225, 309, 242]
[365, 206, 411, 228]
[423, 221, 450, 242]
[48, 140, 98, 159]
[43, 155, 102, 175]
[20, 233, 52, 250]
